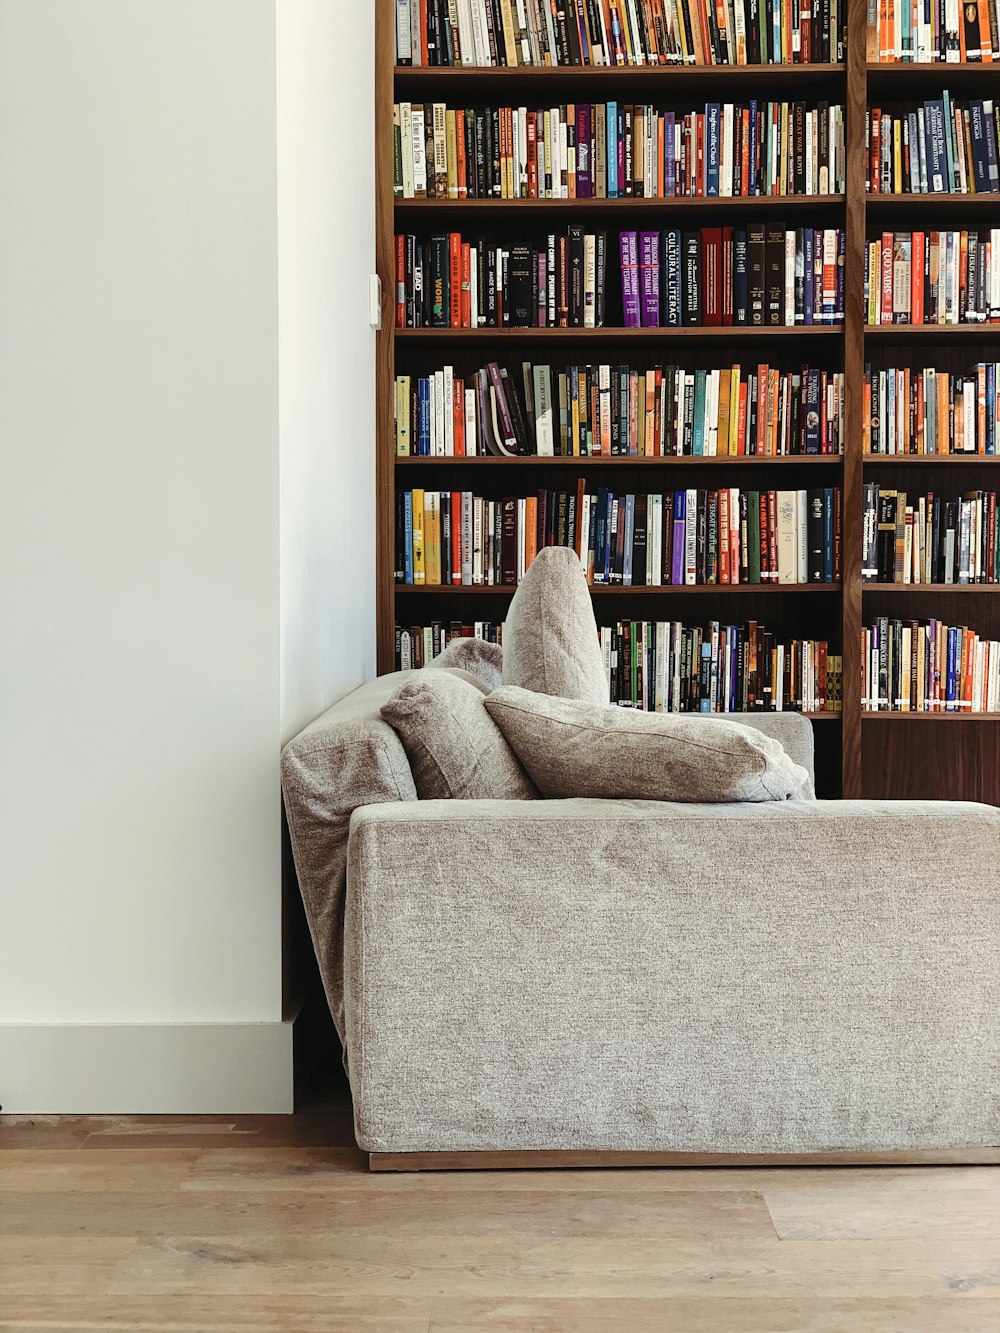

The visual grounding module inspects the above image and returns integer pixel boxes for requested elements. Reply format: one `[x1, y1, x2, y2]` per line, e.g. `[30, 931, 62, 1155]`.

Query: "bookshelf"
[374, 0, 1000, 805]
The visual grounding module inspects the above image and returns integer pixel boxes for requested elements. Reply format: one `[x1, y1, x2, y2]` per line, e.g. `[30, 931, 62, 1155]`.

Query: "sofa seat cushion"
[502, 546, 608, 704]
[382, 669, 538, 801]
[486, 686, 813, 803]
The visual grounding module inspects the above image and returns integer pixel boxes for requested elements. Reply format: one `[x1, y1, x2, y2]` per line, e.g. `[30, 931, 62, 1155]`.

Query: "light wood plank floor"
[2, 1104, 999, 1332]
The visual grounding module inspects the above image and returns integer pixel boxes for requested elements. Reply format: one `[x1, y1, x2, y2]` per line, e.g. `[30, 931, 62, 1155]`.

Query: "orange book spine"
[981, 0, 994, 59]
[939, 372, 949, 454]
[420, 0, 429, 64]
[395, 233, 406, 327]
[718, 487, 730, 583]
[525, 497, 538, 571]
[657, 114, 665, 197]
[460, 243, 471, 327]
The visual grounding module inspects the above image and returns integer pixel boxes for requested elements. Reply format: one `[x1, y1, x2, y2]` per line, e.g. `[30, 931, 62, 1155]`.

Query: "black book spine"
[508, 243, 534, 326]
[682, 231, 702, 326]
[595, 230, 607, 326]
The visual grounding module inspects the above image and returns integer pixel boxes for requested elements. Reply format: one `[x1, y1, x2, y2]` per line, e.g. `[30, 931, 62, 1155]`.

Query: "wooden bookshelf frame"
[374, 0, 1000, 804]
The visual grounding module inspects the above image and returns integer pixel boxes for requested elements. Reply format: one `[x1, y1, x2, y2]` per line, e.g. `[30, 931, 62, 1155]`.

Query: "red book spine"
[880, 232, 893, 324]
[395, 233, 406, 327]
[721, 225, 733, 326]
[449, 232, 461, 327]
[456, 108, 467, 199]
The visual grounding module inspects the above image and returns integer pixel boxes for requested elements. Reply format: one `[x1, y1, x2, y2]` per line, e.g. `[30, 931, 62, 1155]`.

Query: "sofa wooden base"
[369, 1147, 1000, 1172]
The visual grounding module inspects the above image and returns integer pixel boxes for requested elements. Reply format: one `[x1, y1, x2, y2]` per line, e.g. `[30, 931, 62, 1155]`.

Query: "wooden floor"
[3, 1102, 1000, 1332]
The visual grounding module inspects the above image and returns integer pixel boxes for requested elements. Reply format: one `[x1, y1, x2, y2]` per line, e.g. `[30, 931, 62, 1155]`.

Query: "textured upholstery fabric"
[345, 797, 1000, 1153]
[502, 546, 608, 704]
[430, 636, 503, 691]
[721, 711, 815, 792]
[382, 670, 537, 801]
[281, 667, 489, 1059]
[280, 672, 418, 1056]
[486, 687, 813, 802]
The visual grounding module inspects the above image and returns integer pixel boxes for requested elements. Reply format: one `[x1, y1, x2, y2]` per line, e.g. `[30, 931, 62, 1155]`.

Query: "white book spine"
[464, 386, 477, 456]
[684, 488, 697, 584]
[443, 365, 454, 455]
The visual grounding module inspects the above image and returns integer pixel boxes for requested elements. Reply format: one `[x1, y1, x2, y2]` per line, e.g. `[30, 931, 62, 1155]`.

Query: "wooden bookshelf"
[375, 0, 1000, 804]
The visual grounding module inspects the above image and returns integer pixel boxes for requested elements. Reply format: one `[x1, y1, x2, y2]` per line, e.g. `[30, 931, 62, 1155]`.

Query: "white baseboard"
[0, 1020, 295, 1114]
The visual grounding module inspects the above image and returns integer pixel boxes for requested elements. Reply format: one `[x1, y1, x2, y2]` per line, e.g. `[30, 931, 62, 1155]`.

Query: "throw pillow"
[382, 669, 538, 800]
[485, 687, 813, 803]
[430, 635, 503, 691]
[502, 545, 608, 704]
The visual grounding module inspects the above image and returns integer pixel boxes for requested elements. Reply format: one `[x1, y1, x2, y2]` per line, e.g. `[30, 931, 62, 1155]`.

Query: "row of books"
[862, 618, 1000, 713]
[868, 96, 1000, 195]
[870, 0, 999, 63]
[392, 99, 846, 200]
[396, 361, 845, 457]
[585, 486, 842, 584]
[395, 228, 607, 327]
[620, 226, 845, 327]
[394, 485, 841, 586]
[864, 230, 1000, 325]
[393, 618, 842, 714]
[395, 621, 504, 670]
[395, 0, 845, 67]
[863, 363, 1000, 454]
[598, 620, 841, 711]
[862, 487, 999, 584]
[395, 225, 846, 329]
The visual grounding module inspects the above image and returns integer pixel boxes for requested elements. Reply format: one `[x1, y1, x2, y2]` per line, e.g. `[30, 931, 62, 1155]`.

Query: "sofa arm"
[344, 797, 1000, 1155]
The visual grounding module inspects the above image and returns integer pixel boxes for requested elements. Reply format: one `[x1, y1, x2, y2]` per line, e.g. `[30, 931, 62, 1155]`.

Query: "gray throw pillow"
[485, 687, 813, 803]
[502, 546, 608, 704]
[382, 670, 538, 800]
[430, 635, 503, 691]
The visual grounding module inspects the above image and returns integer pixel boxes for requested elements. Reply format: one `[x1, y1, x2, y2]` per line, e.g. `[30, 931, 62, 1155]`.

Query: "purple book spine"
[577, 104, 592, 199]
[537, 251, 547, 326]
[671, 492, 686, 585]
[619, 230, 640, 328]
[639, 231, 660, 328]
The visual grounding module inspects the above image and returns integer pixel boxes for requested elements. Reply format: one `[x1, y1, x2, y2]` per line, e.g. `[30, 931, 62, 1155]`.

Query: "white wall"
[0, 0, 374, 1112]
[276, 0, 376, 742]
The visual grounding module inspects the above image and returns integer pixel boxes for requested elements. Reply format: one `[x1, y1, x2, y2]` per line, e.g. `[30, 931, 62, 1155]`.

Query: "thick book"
[619, 230, 641, 327]
[639, 230, 660, 327]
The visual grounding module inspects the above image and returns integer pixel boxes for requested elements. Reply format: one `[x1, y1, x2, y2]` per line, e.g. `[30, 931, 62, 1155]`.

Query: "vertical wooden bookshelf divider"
[374, 0, 1000, 805]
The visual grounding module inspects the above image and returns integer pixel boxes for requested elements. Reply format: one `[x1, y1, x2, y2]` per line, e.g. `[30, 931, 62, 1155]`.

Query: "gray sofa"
[282, 673, 1000, 1166]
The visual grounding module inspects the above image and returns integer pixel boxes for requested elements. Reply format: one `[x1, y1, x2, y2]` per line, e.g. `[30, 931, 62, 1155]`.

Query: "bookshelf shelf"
[863, 455, 1000, 464]
[863, 583, 1000, 593]
[395, 454, 843, 465]
[862, 711, 1000, 720]
[396, 196, 846, 214]
[865, 193, 1000, 211]
[395, 582, 840, 595]
[396, 325, 843, 341]
[376, 4, 1000, 801]
[394, 63, 846, 87]
[864, 324, 1000, 341]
